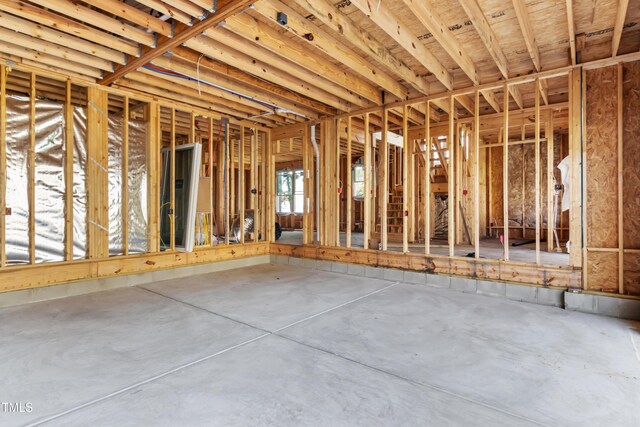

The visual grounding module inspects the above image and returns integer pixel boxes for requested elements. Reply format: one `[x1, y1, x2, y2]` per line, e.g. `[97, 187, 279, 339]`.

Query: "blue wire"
[143, 65, 277, 112]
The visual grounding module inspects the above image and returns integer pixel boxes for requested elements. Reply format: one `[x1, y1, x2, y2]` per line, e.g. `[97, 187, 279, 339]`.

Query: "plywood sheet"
[623, 61, 640, 249]
[523, 143, 536, 228]
[623, 253, 640, 296]
[585, 66, 618, 248]
[587, 251, 618, 293]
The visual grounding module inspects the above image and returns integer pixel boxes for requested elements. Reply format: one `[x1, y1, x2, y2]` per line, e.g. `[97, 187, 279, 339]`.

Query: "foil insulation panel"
[73, 107, 88, 259]
[5, 96, 30, 263]
[108, 115, 149, 256]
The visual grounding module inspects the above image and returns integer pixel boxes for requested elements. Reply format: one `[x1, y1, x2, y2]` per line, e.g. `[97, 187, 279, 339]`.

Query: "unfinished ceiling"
[0, 0, 638, 127]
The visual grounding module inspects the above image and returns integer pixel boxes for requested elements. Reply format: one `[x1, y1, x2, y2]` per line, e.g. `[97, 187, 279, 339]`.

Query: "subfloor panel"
[0, 264, 638, 426]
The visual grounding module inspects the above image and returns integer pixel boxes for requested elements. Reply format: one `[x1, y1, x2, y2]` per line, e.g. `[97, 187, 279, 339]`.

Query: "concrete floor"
[1, 264, 638, 426]
[277, 230, 570, 266]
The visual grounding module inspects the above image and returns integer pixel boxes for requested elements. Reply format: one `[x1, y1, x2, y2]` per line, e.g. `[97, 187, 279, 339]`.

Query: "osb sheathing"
[623, 61, 640, 249]
[588, 252, 619, 293]
[489, 146, 503, 228]
[623, 61, 640, 296]
[585, 66, 618, 249]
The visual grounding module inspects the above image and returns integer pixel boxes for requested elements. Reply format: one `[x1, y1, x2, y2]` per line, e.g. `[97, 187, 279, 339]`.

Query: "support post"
[474, 91, 480, 258]
[239, 126, 245, 244]
[364, 113, 371, 250]
[617, 63, 624, 293]
[28, 72, 35, 263]
[503, 84, 510, 260]
[402, 105, 409, 253]
[346, 116, 352, 248]
[122, 96, 129, 256]
[170, 108, 176, 250]
[448, 96, 455, 257]
[146, 102, 160, 253]
[546, 112, 554, 252]
[0, 64, 6, 266]
[64, 80, 74, 261]
[535, 79, 541, 264]
[381, 109, 389, 251]
[425, 101, 431, 255]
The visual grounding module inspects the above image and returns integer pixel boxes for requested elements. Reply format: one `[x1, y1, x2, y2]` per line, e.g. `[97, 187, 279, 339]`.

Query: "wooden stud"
[448, 95, 455, 257]
[503, 84, 510, 260]
[225, 121, 231, 244]
[403, 105, 409, 253]
[474, 91, 480, 259]
[230, 126, 235, 221]
[617, 63, 624, 293]
[566, 0, 577, 65]
[28, 72, 35, 263]
[209, 116, 214, 246]
[302, 130, 310, 245]
[546, 112, 555, 252]
[260, 132, 267, 241]
[63, 80, 74, 261]
[535, 79, 541, 265]
[336, 118, 341, 246]
[346, 116, 352, 248]
[266, 131, 275, 242]
[86, 86, 109, 259]
[122, 96, 129, 256]
[425, 101, 431, 255]
[239, 126, 245, 244]
[0, 64, 5, 267]
[251, 127, 257, 243]
[170, 108, 176, 251]
[568, 69, 583, 269]
[381, 109, 389, 251]
[147, 102, 160, 253]
[364, 113, 371, 250]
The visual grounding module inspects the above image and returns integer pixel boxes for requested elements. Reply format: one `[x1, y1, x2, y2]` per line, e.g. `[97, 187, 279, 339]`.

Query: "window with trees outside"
[276, 169, 304, 214]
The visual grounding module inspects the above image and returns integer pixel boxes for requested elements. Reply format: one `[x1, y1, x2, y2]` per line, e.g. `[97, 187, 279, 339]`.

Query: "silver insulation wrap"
[5, 94, 149, 262]
[108, 115, 149, 256]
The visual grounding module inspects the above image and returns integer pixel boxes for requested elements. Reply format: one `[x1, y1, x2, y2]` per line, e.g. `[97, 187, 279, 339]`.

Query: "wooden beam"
[99, 0, 255, 86]
[350, 0, 454, 90]
[458, 0, 509, 78]
[26, 0, 154, 46]
[132, 0, 193, 25]
[256, 0, 409, 100]
[0, 0, 138, 56]
[512, 0, 541, 71]
[402, 0, 478, 84]
[222, 11, 380, 104]
[0, 10, 125, 64]
[566, 0, 576, 65]
[80, 0, 172, 36]
[185, 34, 355, 111]
[290, 0, 432, 95]
[173, 47, 335, 117]
[481, 89, 501, 113]
[208, 117, 214, 246]
[612, 0, 630, 56]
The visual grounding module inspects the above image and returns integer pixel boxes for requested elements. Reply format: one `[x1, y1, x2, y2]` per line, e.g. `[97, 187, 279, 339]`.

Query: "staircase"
[373, 186, 404, 243]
